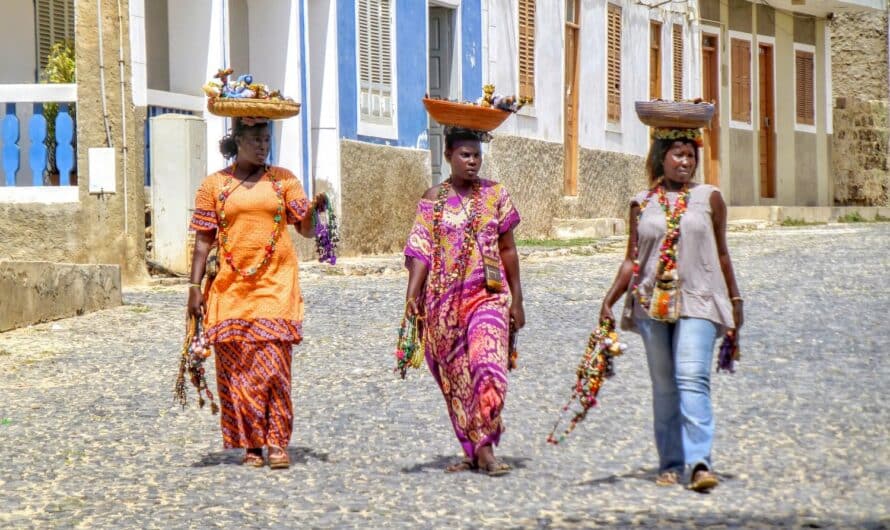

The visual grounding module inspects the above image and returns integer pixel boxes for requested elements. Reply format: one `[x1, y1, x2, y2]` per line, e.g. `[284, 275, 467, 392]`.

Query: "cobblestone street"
[1, 224, 888, 529]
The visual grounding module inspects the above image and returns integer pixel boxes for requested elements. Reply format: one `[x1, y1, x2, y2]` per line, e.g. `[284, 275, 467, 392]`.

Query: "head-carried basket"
[635, 100, 715, 129]
[423, 98, 510, 132]
[207, 97, 302, 119]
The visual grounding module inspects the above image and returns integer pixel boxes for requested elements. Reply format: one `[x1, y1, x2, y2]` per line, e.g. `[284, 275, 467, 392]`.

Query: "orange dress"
[190, 165, 310, 449]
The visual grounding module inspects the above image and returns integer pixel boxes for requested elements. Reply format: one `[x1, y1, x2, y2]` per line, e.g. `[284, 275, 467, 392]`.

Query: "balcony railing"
[0, 84, 77, 188]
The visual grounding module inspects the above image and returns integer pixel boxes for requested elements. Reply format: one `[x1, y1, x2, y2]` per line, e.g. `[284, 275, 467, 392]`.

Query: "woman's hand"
[187, 286, 206, 320]
[599, 302, 615, 324]
[311, 193, 328, 212]
[405, 296, 423, 318]
[509, 299, 525, 331]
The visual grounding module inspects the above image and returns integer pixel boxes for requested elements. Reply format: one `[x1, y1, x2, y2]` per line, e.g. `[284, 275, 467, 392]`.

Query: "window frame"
[605, 2, 622, 124]
[355, 0, 399, 140]
[728, 31, 753, 130]
[794, 43, 817, 133]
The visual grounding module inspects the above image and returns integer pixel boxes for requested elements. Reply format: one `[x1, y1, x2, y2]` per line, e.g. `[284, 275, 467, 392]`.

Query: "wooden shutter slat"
[518, 0, 536, 100]
[731, 39, 751, 123]
[672, 24, 683, 101]
[607, 4, 622, 122]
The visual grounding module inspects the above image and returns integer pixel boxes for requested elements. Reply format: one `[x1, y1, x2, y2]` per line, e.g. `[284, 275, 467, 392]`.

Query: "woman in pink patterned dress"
[404, 128, 524, 476]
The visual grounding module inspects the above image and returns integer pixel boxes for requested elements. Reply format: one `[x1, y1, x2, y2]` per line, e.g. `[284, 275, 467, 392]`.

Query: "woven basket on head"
[635, 101, 715, 129]
[423, 98, 510, 132]
[207, 98, 301, 119]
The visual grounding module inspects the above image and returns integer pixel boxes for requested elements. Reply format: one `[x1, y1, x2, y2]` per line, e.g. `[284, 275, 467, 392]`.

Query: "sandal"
[268, 446, 290, 470]
[479, 460, 511, 477]
[688, 469, 719, 492]
[655, 470, 680, 486]
[242, 449, 264, 468]
[444, 458, 476, 473]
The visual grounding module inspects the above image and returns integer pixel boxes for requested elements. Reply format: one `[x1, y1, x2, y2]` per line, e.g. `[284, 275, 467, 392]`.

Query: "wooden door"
[758, 43, 776, 198]
[701, 33, 720, 186]
[428, 7, 454, 183]
[650, 22, 662, 100]
[564, 0, 581, 196]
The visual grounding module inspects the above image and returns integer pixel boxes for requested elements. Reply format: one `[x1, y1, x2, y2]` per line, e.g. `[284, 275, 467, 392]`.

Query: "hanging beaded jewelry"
[631, 182, 690, 310]
[216, 165, 284, 278]
[428, 180, 482, 298]
[313, 193, 339, 265]
[174, 315, 219, 414]
[394, 307, 425, 379]
[717, 329, 741, 373]
[547, 318, 627, 445]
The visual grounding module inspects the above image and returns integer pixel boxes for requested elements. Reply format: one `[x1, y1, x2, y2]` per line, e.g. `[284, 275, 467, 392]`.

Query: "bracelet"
[189, 282, 202, 288]
[730, 296, 743, 303]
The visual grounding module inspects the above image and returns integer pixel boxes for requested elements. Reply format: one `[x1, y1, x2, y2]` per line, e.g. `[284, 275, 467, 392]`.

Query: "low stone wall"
[339, 140, 431, 255]
[0, 261, 121, 332]
[482, 135, 645, 238]
[833, 99, 889, 206]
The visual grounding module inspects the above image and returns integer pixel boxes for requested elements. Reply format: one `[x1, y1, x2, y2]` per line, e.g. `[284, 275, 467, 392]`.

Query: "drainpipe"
[116, 0, 129, 236]
[97, 0, 112, 146]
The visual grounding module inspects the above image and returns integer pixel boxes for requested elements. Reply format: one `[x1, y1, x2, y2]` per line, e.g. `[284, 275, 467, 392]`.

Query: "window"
[36, 0, 75, 70]
[672, 24, 683, 100]
[357, 0, 395, 134]
[795, 50, 815, 126]
[731, 38, 751, 123]
[606, 4, 622, 123]
[650, 22, 662, 99]
[518, 0, 536, 101]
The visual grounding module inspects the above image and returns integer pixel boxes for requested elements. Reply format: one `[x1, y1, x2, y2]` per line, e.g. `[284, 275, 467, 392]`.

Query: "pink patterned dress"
[404, 179, 520, 459]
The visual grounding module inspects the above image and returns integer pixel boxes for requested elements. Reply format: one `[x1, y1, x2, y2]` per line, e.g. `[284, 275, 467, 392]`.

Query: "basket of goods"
[635, 98, 715, 129]
[204, 68, 301, 119]
[423, 84, 532, 132]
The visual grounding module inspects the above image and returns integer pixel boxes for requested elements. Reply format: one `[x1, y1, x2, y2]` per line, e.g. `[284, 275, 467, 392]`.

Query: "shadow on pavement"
[401, 454, 531, 474]
[191, 446, 330, 467]
[576, 467, 736, 488]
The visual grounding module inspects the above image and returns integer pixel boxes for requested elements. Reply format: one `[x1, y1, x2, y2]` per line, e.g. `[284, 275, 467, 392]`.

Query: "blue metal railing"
[1, 102, 76, 186]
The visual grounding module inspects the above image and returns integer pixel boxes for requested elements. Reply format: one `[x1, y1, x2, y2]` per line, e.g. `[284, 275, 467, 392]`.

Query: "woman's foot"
[268, 446, 290, 469]
[655, 470, 680, 486]
[475, 445, 511, 477]
[242, 448, 264, 467]
[688, 466, 719, 492]
[444, 458, 476, 473]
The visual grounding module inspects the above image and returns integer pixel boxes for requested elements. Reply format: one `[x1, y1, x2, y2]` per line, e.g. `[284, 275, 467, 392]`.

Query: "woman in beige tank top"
[599, 132, 744, 492]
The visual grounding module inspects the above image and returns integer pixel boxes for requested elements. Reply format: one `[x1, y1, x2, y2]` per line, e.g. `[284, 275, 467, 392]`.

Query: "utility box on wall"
[150, 114, 207, 274]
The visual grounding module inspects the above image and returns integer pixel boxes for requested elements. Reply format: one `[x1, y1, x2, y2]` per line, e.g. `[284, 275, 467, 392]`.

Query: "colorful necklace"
[217, 164, 284, 278]
[429, 180, 482, 298]
[632, 181, 690, 307]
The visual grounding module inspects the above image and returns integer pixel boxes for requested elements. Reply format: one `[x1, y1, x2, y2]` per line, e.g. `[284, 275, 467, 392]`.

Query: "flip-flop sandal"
[444, 458, 476, 473]
[655, 470, 680, 486]
[242, 452, 264, 468]
[481, 461, 511, 477]
[268, 446, 290, 470]
[688, 470, 719, 492]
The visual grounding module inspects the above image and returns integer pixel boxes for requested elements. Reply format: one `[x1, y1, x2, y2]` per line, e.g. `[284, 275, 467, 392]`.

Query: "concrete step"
[552, 218, 626, 239]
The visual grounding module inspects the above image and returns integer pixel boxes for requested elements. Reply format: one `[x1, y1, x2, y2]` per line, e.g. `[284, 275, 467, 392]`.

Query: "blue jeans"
[636, 317, 718, 474]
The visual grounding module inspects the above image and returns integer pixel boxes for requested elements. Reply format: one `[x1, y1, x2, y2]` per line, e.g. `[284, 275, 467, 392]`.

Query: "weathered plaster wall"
[0, 0, 146, 284]
[794, 132, 819, 206]
[729, 130, 755, 205]
[0, 261, 121, 332]
[833, 99, 889, 205]
[830, 11, 889, 102]
[482, 135, 645, 239]
[338, 140, 431, 255]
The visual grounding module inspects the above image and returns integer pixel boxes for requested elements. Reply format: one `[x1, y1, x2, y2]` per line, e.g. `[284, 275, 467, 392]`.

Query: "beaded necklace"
[631, 182, 690, 307]
[429, 180, 482, 298]
[217, 164, 284, 278]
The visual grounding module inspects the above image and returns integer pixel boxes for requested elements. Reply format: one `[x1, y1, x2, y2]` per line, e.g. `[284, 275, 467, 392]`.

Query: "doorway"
[758, 43, 776, 198]
[564, 0, 581, 196]
[701, 33, 720, 186]
[428, 5, 458, 183]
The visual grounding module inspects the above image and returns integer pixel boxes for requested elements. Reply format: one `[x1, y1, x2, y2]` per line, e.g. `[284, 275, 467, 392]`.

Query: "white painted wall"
[0, 0, 37, 83]
[483, 0, 701, 157]
[129, 0, 148, 106]
[247, 0, 304, 177]
[308, 0, 341, 200]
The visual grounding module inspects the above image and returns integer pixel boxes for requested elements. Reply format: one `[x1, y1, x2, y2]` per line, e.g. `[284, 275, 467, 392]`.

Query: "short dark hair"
[444, 127, 487, 150]
[645, 138, 700, 186]
[218, 118, 270, 159]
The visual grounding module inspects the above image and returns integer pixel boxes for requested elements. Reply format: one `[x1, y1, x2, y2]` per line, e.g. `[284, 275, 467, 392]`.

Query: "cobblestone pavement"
[1, 224, 888, 529]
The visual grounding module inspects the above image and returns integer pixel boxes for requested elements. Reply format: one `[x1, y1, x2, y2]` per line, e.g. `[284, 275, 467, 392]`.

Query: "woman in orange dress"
[187, 117, 323, 469]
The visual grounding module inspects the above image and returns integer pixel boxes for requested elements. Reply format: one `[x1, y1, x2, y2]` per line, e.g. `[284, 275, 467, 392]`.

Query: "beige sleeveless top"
[620, 184, 734, 333]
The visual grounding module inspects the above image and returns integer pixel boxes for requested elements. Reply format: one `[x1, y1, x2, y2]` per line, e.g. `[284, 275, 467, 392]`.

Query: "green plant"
[837, 211, 866, 223]
[517, 237, 600, 248]
[780, 218, 810, 226]
[875, 213, 890, 222]
[40, 41, 76, 179]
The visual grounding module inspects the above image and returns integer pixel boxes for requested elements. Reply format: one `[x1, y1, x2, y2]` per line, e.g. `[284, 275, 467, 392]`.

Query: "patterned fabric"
[404, 179, 520, 459]
[190, 166, 310, 344]
[214, 341, 293, 448]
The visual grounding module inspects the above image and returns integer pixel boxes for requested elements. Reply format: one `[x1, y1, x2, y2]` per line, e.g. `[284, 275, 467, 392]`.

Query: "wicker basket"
[635, 101, 715, 128]
[423, 98, 510, 131]
[207, 97, 301, 119]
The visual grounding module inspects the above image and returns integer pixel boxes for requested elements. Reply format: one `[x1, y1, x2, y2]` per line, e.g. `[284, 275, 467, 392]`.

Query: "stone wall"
[0, 0, 146, 283]
[830, 11, 889, 102]
[0, 261, 121, 332]
[338, 140, 431, 255]
[482, 135, 645, 239]
[833, 99, 890, 205]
